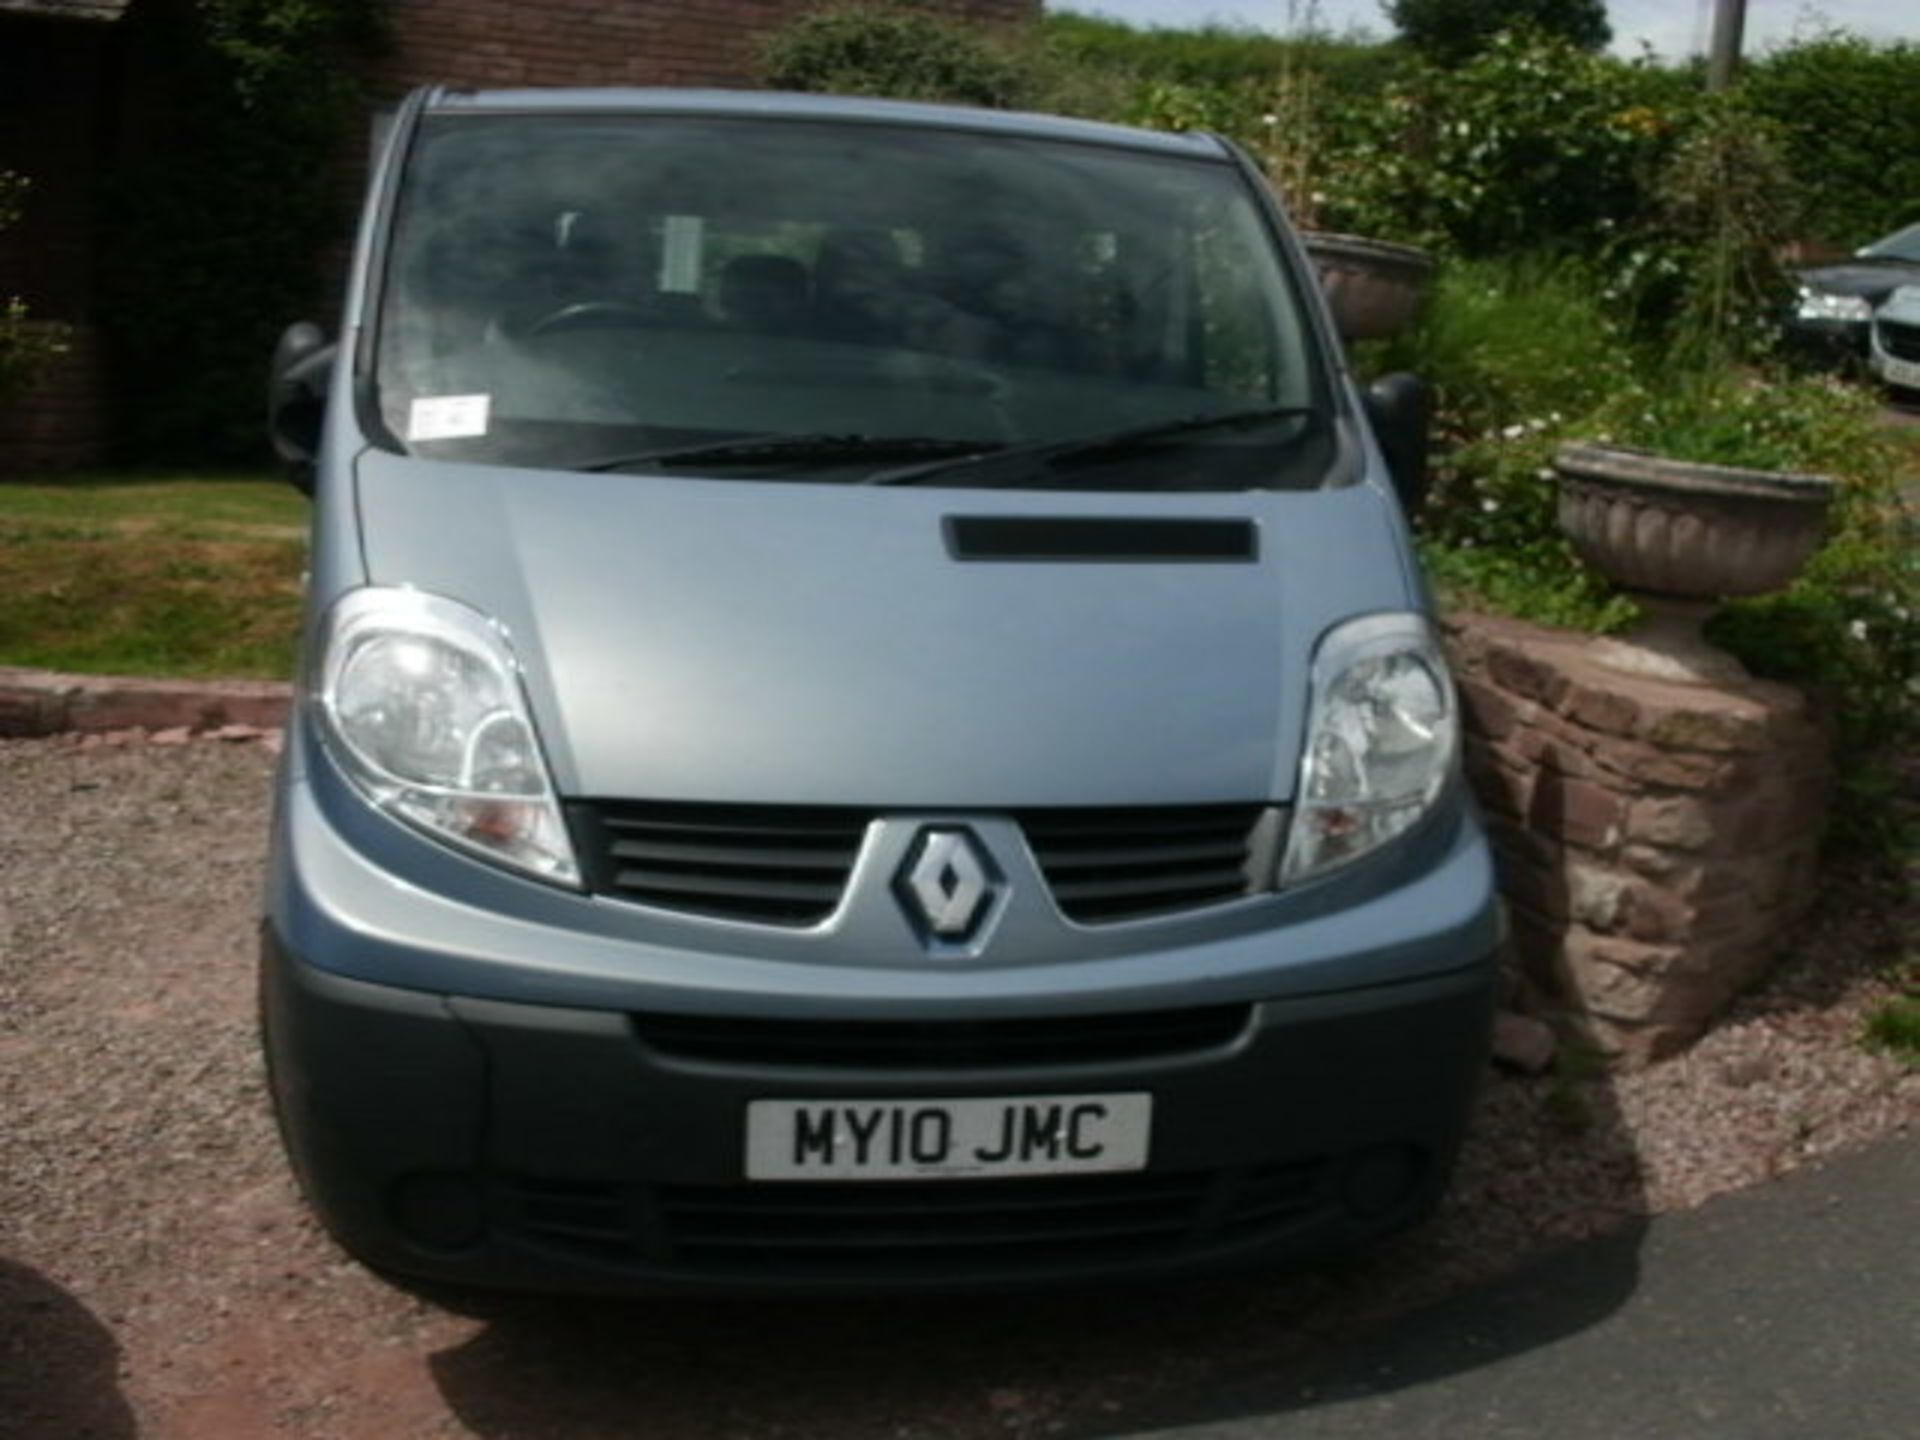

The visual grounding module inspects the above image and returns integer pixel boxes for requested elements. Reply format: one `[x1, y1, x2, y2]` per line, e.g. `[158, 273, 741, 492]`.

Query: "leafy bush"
[1039, 12, 1406, 102]
[1644, 97, 1801, 361]
[97, 0, 384, 462]
[759, 2, 1029, 107]
[1369, 256, 1635, 439]
[1686, 379, 1920, 753]
[1366, 257, 1638, 630]
[1746, 34, 1920, 246]
[1385, 0, 1609, 67]
[1326, 32, 1693, 256]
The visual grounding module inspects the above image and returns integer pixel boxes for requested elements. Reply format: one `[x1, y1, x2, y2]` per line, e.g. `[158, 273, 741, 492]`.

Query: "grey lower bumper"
[261, 929, 1495, 1296]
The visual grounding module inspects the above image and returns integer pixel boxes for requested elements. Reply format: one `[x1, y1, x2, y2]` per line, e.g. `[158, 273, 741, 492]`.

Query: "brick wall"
[1446, 613, 1832, 1066]
[0, 321, 105, 472]
[374, 0, 1039, 95]
[0, 16, 108, 323]
[0, 15, 111, 473]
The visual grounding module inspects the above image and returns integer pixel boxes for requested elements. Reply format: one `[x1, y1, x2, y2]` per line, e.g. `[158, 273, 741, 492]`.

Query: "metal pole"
[1707, 0, 1747, 91]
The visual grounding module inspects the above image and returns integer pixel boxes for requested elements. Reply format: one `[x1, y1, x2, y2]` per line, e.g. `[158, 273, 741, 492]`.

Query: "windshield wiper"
[577, 432, 996, 473]
[863, 406, 1315, 488]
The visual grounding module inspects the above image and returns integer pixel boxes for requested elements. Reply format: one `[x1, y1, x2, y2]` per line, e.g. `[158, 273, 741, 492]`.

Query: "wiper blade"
[864, 406, 1314, 488]
[578, 432, 995, 473]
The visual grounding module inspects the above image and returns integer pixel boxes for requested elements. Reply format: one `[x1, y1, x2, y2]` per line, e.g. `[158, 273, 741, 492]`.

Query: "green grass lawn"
[0, 471, 307, 680]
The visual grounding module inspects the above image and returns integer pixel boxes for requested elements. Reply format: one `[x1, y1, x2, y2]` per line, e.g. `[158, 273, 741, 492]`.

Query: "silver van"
[262, 87, 1498, 1294]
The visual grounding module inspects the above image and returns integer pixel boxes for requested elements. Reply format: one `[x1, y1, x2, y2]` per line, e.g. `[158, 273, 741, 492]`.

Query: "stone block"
[1560, 677, 1643, 739]
[1493, 852, 1570, 923]
[1504, 720, 1604, 781]
[1639, 696, 1771, 754]
[1585, 735, 1736, 791]
[1464, 741, 1533, 818]
[1531, 774, 1626, 852]
[1566, 862, 1630, 932]
[0, 681, 69, 736]
[1457, 678, 1532, 741]
[1485, 640, 1571, 709]
[1627, 795, 1718, 852]
[1491, 1012, 1558, 1074]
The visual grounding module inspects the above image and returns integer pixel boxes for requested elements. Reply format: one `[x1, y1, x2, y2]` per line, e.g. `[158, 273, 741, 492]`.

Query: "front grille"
[630, 1004, 1253, 1069]
[1878, 318, 1920, 362]
[572, 801, 869, 925]
[498, 1158, 1337, 1279]
[1018, 805, 1275, 923]
[659, 1170, 1213, 1271]
[572, 801, 1276, 927]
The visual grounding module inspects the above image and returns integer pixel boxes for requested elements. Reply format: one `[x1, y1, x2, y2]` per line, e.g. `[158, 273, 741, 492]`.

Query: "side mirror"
[268, 322, 335, 494]
[1363, 372, 1431, 519]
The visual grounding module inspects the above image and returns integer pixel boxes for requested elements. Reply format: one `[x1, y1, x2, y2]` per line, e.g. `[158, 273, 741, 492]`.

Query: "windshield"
[373, 112, 1328, 485]
[1863, 223, 1920, 263]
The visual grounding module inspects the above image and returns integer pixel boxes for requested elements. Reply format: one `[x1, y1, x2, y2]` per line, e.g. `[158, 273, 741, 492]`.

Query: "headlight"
[1794, 288, 1871, 323]
[1281, 613, 1458, 884]
[313, 588, 578, 885]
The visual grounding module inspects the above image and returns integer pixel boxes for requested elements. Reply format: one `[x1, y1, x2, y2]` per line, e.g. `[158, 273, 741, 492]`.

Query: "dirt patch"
[1, 735, 1912, 1439]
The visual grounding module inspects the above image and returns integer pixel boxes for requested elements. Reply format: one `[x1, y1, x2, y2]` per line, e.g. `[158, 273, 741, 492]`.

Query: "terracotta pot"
[1301, 232, 1435, 342]
[1553, 441, 1834, 685]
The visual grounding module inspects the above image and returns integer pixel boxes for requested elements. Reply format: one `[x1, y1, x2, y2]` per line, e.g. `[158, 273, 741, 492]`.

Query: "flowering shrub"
[1375, 262, 1920, 773]
[1745, 33, 1920, 245]
[1320, 31, 1693, 256]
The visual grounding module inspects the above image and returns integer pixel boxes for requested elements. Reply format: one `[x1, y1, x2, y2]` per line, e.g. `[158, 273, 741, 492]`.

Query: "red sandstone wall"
[1445, 613, 1832, 1066]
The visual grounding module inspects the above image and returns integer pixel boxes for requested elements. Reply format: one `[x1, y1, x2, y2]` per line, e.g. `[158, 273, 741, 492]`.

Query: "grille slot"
[657, 1171, 1212, 1273]
[1019, 805, 1274, 923]
[630, 1004, 1253, 1069]
[1220, 1158, 1332, 1234]
[574, 802, 869, 925]
[503, 1176, 634, 1256]
[1878, 318, 1920, 362]
[495, 1160, 1343, 1279]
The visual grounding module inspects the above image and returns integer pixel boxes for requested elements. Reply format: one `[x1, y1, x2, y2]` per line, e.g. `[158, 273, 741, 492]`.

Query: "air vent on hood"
[944, 516, 1257, 562]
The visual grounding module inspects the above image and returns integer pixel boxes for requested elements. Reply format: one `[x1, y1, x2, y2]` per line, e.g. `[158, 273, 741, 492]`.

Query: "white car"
[1869, 284, 1920, 396]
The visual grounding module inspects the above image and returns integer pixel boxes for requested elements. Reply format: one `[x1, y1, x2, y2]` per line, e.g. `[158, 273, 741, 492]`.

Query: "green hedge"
[760, 3, 1029, 106]
[1745, 34, 1920, 245]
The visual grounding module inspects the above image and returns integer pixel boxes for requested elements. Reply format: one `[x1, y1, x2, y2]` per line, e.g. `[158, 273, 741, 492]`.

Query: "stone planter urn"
[1301, 232, 1435, 342]
[1554, 441, 1835, 685]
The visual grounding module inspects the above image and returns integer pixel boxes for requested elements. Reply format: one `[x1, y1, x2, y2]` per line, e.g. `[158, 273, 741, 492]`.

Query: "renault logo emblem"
[896, 827, 1000, 942]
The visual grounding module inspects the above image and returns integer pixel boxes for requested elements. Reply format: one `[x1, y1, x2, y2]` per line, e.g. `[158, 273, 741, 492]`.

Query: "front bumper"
[262, 930, 1494, 1295]
[262, 729, 1499, 1294]
[1783, 314, 1871, 367]
[1869, 312, 1920, 391]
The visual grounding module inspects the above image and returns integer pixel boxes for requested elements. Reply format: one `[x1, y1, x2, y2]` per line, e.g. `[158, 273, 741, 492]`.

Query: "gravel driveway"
[2, 735, 1913, 1439]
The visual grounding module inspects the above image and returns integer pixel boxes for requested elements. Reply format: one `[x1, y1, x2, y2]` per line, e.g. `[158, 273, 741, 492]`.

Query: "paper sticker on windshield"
[407, 394, 490, 441]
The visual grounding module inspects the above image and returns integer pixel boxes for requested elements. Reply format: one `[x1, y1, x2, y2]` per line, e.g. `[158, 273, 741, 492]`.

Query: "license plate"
[745, 1093, 1152, 1182]
[1876, 352, 1920, 389]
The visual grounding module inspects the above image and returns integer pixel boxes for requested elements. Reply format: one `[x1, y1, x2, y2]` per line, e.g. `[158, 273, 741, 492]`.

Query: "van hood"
[352, 450, 1417, 807]
[1796, 259, 1920, 305]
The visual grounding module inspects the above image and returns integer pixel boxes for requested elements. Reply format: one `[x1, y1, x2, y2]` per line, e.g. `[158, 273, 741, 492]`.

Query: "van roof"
[424, 87, 1232, 161]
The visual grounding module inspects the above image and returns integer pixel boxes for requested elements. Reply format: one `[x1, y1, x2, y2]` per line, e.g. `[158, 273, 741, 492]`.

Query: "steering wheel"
[526, 301, 658, 338]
